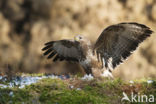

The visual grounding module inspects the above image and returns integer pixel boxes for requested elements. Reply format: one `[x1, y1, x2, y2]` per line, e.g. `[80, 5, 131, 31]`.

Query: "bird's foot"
[101, 70, 114, 79]
[81, 74, 94, 81]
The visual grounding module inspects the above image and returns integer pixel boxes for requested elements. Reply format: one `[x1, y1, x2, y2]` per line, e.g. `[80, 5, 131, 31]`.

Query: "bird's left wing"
[94, 22, 153, 69]
[42, 39, 84, 62]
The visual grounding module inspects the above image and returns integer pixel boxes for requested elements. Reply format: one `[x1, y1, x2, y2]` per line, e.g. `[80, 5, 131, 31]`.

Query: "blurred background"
[0, 0, 156, 80]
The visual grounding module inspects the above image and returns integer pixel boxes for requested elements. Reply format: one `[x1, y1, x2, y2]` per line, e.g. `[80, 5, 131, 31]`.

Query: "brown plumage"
[42, 22, 153, 78]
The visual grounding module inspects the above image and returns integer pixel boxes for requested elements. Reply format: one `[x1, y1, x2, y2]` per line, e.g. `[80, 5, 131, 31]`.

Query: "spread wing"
[94, 22, 153, 69]
[42, 40, 84, 62]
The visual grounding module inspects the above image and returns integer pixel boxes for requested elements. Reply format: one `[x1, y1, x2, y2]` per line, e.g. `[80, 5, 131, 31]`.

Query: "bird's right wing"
[42, 40, 84, 62]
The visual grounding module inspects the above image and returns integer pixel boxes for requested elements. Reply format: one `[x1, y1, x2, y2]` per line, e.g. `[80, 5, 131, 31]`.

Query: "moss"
[0, 78, 156, 104]
[0, 88, 32, 104]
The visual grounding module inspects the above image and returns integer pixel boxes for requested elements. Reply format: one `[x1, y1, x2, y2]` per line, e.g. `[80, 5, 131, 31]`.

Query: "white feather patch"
[101, 70, 113, 78]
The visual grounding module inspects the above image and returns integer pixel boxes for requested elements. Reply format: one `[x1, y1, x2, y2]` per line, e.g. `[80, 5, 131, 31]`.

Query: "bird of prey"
[42, 22, 153, 78]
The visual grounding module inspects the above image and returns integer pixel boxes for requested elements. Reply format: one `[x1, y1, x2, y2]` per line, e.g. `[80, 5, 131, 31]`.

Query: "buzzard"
[42, 22, 153, 78]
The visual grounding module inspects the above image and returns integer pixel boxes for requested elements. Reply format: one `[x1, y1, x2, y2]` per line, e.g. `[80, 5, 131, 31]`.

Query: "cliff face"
[0, 0, 156, 80]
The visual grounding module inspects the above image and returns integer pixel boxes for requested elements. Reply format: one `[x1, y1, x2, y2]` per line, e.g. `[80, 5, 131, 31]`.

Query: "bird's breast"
[80, 53, 103, 70]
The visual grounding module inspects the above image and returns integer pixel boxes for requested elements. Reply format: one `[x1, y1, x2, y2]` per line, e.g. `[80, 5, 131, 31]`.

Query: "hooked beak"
[74, 36, 79, 41]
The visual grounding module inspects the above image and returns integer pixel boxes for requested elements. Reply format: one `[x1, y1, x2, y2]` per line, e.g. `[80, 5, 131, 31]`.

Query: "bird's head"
[74, 35, 91, 48]
[74, 35, 90, 43]
[74, 35, 84, 42]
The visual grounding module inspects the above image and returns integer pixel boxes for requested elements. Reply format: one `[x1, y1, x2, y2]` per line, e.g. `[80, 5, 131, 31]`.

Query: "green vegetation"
[0, 78, 156, 104]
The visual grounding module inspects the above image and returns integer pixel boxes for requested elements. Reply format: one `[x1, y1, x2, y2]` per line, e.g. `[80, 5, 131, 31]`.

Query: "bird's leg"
[91, 68, 103, 78]
[81, 67, 94, 80]
[84, 67, 93, 76]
